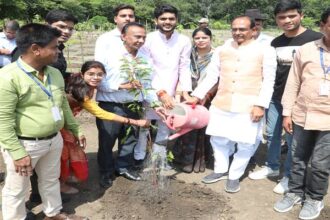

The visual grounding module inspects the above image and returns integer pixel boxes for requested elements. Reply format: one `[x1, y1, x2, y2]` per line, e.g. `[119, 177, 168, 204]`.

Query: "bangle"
[156, 89, 167, 98]
[124, 118, 130, 124]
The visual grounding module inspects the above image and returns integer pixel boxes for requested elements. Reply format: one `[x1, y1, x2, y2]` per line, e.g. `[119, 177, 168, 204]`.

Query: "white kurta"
[206, 106, 263, 145]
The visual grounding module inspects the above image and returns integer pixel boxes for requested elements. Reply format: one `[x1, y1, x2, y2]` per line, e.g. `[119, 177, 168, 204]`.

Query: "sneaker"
[201, 172, 228, 184]
[248, 166, 279, 180]
[225, 179, 240, 193]
[274, 193, 302, 213]
[273, 176, 289, 194]
[299, 198, 324, 220]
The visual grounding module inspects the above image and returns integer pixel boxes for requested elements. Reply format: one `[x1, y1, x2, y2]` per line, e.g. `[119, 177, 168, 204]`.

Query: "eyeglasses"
[231, 28, 249, 32]
[85, 72, 104, 78]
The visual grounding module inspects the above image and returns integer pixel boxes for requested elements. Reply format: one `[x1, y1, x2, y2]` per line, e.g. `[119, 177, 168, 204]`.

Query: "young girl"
[61, 61, 149, 194]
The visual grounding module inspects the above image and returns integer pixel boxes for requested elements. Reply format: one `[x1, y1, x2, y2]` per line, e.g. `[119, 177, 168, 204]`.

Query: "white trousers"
[2, 133, 63, 220]
[211, 136, 259, 180]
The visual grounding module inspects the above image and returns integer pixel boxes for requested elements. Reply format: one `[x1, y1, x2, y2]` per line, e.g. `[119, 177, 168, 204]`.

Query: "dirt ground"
[1, 111, 328, 220]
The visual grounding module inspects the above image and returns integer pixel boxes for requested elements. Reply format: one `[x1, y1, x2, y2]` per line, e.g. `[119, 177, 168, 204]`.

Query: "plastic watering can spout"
[168, 128, 193, 140]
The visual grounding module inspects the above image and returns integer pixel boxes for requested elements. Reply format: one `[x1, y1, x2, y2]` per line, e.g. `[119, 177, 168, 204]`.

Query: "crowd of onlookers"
[0, 0, 330, 219]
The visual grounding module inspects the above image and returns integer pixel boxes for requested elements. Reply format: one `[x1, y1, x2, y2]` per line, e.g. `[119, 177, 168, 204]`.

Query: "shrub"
[211, 20, 230, 30]
[302, 16, 318, 29]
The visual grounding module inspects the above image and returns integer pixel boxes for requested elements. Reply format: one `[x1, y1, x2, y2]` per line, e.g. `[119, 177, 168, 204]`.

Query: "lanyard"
[320, 48, 330, 76]
[16, 61, 54, 102]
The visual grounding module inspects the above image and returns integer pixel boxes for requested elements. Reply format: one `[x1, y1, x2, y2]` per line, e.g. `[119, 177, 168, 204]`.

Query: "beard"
[156, 24, 176, 34]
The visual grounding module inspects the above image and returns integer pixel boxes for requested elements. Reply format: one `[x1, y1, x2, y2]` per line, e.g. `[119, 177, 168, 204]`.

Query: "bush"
[75, 18, 115, 32]
[302, 16, 318, 29]
[211, 20, 230, 30]
[88, 16, 108, 29]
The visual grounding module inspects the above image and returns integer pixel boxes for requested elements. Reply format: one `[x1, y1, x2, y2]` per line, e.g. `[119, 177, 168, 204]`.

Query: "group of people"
[0, 0, 329, 220]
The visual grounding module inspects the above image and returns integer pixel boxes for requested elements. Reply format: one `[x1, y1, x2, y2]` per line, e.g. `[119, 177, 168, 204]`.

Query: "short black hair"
[16, 23, 61, 54]
[121, 22, 145, 35]
[321, 8, 330, 24]
[113, 4, 135, 16]
[274, 0, 302, 16]
[4, 20, 20, 31]
[232, 15, 256, 29]
[192, 27, 212, 39]
[154, 4, 178, 19]
[45, 9, 78, 24]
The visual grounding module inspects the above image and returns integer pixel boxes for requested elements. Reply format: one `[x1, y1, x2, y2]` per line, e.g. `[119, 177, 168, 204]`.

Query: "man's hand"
[283, 116, 293, 134]
[250, 106, 265, 123]
[0, 48, 11, 55]
[119, 80, 142, 90]
[155, 107, 167, 121]
[130, 119, 150, 128]
[14, 155, 33, 176]
[184, 96, 200, 105]
[78, 135, 86, 149]
[159, 93, 175, 109]
[181, 92, 197, 104]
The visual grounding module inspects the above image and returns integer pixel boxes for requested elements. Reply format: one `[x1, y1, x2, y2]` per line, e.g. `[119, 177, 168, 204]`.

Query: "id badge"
[51, 106, 62, 122]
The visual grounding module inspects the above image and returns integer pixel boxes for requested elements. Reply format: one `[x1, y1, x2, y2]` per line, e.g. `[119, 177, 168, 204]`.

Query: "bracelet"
[156, 89, 167, 98]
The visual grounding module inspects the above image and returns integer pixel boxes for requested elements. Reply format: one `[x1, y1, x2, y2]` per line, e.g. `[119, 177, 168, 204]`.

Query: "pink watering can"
[160, 103, 210, 140]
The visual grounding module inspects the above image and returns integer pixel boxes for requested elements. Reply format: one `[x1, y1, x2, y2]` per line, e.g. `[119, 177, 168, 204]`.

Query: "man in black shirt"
[12, 10, 77, 80]
[248, 0, 323, 195]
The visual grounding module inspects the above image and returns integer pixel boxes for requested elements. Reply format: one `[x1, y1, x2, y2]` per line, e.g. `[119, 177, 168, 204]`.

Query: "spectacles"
[85, 72, 104, 78]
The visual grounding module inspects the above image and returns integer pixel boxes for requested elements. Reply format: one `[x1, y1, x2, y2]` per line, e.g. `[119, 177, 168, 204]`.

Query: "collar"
[231, 39, 256, 48]
[157, 30, 177, 41]
[112, 28, 121, 37]
[315, 37, 330, 52]
[18, 57, 49, 81]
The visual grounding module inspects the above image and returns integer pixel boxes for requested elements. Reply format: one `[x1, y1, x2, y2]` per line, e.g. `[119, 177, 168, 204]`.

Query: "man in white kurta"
[139, 4, 192, 164]
[191, 16, 276, 193]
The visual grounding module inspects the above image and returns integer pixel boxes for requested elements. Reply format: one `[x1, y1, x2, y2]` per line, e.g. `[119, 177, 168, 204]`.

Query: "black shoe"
[29, 193, 42, 204]
[133, 160, 144, 173]
[119, 170, 141, 181]
[248, 156, 257, 165]
[25, 211, 36, 220]
[0, 172, 5, 183]
[60, 193, 72, 203]
[99, 174, 113, 188]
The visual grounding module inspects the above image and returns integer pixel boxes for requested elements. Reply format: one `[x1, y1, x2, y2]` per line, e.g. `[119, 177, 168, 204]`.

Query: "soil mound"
[100, 177, 233, 220]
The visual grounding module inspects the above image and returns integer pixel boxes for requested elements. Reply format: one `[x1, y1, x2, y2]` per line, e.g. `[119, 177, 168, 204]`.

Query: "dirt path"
[2, 112, 325, 220]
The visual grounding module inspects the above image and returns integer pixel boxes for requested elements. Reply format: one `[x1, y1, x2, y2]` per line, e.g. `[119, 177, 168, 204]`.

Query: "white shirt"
[96, 44, 157, 104]
[94, 28, 122, 66]
[256, 32, 274, 46]
[141, 30, 192, 96]
[0, 32, 16, 67]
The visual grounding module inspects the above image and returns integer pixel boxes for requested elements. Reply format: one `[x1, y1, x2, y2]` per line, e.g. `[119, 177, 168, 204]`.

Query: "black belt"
[18, 132, 58, 141]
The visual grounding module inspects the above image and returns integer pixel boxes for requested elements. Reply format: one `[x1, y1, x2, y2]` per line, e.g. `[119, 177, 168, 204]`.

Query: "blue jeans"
[289, 123, 330, 200]
[266, 100, 293, 177]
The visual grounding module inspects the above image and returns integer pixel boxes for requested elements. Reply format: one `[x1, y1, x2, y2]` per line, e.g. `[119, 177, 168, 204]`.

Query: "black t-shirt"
[271, 29, 323, 101]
